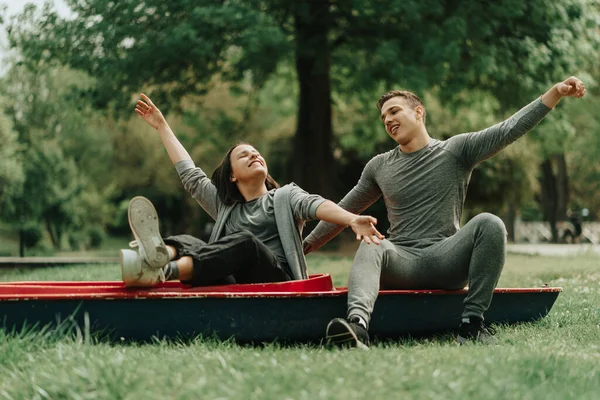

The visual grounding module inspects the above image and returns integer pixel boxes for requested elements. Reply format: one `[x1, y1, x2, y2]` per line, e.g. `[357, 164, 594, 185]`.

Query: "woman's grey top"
[175, 159, 325, 279]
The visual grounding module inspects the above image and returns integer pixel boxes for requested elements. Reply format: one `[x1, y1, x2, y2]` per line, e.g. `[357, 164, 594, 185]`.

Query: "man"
[303, 77, 586, 348]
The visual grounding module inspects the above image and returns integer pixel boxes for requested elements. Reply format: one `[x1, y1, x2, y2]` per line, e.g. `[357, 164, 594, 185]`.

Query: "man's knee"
[355, 240, 395, 265]
[357, 239, 393, 253]
[472, 213, 507, 238]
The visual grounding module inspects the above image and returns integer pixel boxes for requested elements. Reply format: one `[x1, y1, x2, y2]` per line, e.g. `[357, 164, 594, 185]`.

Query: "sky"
[2, 0, 71, 19]
[0, 0, 72, 70]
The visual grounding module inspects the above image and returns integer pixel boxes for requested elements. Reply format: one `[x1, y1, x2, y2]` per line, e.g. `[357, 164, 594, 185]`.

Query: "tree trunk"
[55, 223, 63, 250]
[503, 204, 516, 243]
[538, 154, 569, 243]
[19, 228, 25, 257]
[555, 153, 569, 220]
[539, 159, 558, 242]
[46, 218, 58, 248]
[292, 2, 336, 199]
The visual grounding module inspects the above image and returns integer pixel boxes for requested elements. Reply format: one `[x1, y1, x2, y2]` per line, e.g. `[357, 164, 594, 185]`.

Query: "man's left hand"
[556, 76, 586, 98]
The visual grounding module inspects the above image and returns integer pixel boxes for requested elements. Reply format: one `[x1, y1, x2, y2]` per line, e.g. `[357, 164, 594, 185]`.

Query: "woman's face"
[229, 144, 268, 184]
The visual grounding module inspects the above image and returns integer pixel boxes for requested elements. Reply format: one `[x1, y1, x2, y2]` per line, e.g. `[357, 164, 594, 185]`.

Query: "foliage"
[7, 0, 600, 196]
[0, 63, 116, 248]
[86, 225, 106, 249]
[1, 0, 599, 241]
[0, 108, 24, 216]
[21, 221, 43, 248]
[10, 0, 598, 105]
[562, 85, 600, 218]
[7, 0, 289, 113]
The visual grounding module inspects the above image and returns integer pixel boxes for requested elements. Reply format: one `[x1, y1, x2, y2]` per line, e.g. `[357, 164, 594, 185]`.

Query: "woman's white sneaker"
[120, 249, 165, 287]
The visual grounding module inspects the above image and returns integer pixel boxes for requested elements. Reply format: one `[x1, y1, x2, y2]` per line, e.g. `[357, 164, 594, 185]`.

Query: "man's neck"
[399, 128, 432, 153]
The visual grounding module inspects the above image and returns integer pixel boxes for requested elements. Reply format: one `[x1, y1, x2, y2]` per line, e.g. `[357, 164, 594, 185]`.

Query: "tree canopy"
[1, 0, 598, 250]
[8, 0, 599, 197]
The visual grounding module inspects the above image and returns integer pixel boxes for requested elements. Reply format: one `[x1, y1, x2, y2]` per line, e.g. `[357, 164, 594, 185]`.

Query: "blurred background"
[0, 0, 598, 257]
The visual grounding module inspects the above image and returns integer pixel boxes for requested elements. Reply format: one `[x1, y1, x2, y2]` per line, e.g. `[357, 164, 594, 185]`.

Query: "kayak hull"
[0, 275, 561, 342]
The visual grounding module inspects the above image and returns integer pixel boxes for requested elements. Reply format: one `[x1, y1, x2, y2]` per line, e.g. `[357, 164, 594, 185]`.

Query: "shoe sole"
[326, 318, 369, 350]
[128, 196, 169, 269]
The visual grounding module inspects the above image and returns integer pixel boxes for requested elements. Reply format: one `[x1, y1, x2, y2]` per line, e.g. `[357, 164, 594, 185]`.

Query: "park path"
[507, 244, 600, 257]
[0, 245, 597, 268]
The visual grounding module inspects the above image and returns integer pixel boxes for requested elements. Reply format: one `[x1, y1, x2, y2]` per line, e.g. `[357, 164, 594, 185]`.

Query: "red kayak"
[0, 274, 561, 342]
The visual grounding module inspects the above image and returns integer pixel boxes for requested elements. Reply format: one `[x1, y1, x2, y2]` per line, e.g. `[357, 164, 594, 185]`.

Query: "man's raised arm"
[451, 76, 586, 168]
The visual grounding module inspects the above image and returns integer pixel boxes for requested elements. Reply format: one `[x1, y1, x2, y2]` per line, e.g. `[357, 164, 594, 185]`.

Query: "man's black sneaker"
[456, 317, 497, 345]
[326, 317, 370, 349]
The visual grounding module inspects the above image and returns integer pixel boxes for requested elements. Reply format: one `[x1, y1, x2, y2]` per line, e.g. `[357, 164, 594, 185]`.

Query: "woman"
[121, 94, 384, 287]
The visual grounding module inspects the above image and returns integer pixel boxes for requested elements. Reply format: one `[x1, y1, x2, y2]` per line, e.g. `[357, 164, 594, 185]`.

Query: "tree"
[527, 73, 598, 242]
[567, 111, 600, 220]
[0, 110, 24, 217]
[0, 63, 116, 250]
[562, 73, 600, 220]
[8, 0, 599, 200]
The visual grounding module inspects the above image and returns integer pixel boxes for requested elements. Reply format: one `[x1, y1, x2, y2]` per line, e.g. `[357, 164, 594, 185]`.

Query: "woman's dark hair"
[211, 142, 280, 205]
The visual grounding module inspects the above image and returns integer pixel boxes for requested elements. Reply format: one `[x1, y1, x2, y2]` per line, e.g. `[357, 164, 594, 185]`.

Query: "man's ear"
[416, 106, 424, 120]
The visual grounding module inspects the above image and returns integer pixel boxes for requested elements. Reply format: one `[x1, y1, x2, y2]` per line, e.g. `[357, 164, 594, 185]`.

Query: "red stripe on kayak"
[0, 272, 562, 301]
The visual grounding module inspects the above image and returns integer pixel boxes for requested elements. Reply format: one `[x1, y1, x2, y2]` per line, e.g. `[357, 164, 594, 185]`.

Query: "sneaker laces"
[129, 240, 139, 249]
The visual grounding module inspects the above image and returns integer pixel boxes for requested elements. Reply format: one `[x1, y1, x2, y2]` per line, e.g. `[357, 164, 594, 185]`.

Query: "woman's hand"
[314, 201, 385, 245]
[135, 93, 167, 130]
[349, 216, 385, 245]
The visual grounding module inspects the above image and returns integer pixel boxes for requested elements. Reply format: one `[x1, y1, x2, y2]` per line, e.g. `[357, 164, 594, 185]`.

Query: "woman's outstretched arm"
[315, 201, 385, 245]
[135, 93, 220, 219]
[135, 93, 192, 164]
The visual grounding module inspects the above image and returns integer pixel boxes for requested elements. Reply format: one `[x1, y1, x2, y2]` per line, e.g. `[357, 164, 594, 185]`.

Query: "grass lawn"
[0, 253, 599, 399]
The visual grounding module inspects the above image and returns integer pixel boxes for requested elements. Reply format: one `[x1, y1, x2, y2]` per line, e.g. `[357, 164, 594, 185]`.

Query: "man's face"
[380, 97, 423, 145]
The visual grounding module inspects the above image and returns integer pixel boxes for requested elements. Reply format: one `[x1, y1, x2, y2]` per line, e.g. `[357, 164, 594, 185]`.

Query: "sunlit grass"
[0, 253, 599, 399]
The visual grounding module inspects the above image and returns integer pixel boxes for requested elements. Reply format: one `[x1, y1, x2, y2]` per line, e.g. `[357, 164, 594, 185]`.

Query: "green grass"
[0, 253, 599, 399]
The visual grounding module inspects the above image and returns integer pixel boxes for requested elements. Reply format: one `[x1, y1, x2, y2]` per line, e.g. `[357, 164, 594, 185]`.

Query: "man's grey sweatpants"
[348, 213, 507, 326]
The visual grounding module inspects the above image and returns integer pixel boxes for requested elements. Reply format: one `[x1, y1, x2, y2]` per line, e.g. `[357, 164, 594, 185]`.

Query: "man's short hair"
[376, 90, 426, 125]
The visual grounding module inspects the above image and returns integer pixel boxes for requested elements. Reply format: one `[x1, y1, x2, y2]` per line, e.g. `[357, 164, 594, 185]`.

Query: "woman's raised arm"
[135, 93, 192, 165]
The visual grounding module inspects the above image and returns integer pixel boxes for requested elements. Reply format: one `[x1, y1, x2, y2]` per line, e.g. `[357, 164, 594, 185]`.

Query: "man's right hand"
[135, 93, 167, 130]
[349, 215, 385, 245]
